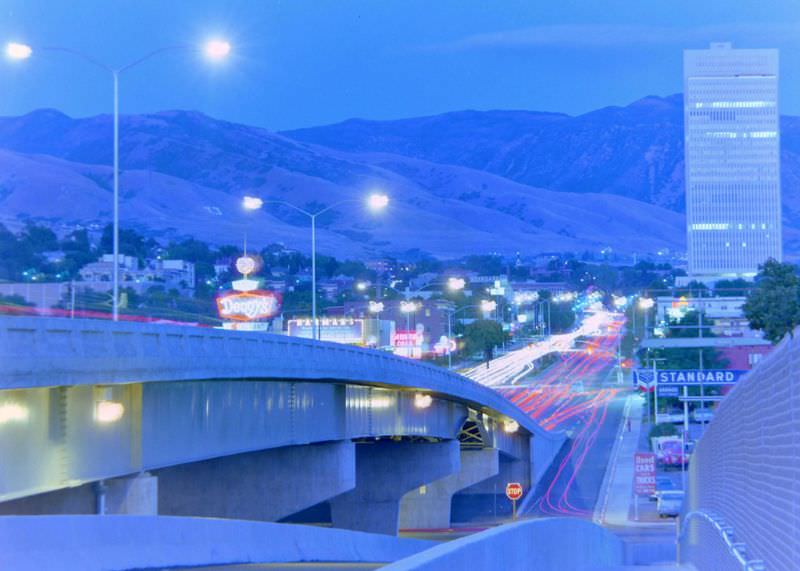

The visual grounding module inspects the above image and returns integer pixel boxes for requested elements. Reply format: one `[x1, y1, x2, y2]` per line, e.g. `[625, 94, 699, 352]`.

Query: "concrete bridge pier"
[330, 440, 460, 535]
[398, 447, 499, 530]
[155, 440, 355, 522]
[0, 472, 157, 516]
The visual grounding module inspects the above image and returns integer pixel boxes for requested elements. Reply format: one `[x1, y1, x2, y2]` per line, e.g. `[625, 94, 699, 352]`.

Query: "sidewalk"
[595, 393, 655, 526]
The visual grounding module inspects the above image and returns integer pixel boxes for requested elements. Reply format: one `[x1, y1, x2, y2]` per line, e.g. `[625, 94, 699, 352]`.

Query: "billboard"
[288, 318, 365, 344]
[392, 330, 424, 359]
[633, 452, 656, 496]
[216, 290, 281, 321]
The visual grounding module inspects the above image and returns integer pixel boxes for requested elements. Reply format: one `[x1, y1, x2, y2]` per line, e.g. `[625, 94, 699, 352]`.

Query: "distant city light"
[367, 193, 389, 211]
[356, 281, 369, 291]
[368, 301, 384, 313]
[400, 301, 419, 313]
[242, 196, 263, 210]
[480, 299, 497, 313]
[204, 39, 231, 60]
[447, 277, 466, 291]
[639, 297, 655, 310]
[5, 42, 32, 60]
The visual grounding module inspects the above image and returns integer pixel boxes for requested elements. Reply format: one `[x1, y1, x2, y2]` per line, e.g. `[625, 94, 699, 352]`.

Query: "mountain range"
[0, 94, 793, 259]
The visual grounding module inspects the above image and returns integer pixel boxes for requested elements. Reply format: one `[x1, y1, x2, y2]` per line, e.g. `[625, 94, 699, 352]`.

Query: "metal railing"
[680, 510, 765, 571]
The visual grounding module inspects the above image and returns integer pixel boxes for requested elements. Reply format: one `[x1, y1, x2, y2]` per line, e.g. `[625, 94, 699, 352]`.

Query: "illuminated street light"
[368, 301, 384, 313]
[244, 195, 389, 340]
[356, 281, 369, 292]
[5, 39, 232, 321]
[367, 193, 389, 211]
[480, 299, 497, 313]
[639, 297, 655, 310]
[204, 39, 231, 60]
[400, 301, 419, 313]
[5, 42, 31, 60]
[242, 195, 264, 210]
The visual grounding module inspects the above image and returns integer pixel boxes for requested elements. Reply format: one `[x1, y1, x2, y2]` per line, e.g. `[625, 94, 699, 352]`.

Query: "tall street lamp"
[5, 39, 232, 321]
[242, 193, 388, 340]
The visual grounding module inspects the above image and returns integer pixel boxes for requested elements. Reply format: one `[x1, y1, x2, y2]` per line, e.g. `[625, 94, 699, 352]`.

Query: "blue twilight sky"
[1, 0, 799, 130]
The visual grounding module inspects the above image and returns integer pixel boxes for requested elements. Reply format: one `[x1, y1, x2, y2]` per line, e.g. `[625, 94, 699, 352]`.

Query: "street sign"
[678, 396, 724, 403]
[634, 369, 747, 387]
[505, 482, 523, 501]
[633, 452, 656, 496]
[506, 482, 523, 520]
[658, 386, 680, 397]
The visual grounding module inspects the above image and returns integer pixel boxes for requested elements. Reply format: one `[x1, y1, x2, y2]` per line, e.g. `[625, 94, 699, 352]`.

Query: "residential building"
[684, 43, 782, 280]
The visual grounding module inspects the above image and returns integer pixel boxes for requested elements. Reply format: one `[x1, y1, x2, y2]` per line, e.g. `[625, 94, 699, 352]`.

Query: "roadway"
[495, 315, 627, 518]
[171, 564, 383, 570]
[463, 309, 617, 387]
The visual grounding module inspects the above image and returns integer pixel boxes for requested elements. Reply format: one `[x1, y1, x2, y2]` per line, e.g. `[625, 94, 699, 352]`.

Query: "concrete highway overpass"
[0, 316, 564, 535]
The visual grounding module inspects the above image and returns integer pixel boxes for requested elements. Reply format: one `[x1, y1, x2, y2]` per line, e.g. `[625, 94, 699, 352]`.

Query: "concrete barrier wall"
[682, 330, 799, 570]
[383, 517, 624, 571]
[0, 316, 557, 444]
[0, 515, 433, 571]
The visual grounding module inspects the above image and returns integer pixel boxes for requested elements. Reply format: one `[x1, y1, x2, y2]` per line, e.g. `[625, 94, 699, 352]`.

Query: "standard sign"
[634, 369, 746, 387]
[633, 452, 656, 496]
[505, 482, 523, 502]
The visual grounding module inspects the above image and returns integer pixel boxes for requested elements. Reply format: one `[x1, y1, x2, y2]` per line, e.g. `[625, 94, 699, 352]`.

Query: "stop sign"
[505, 482, 523, 501]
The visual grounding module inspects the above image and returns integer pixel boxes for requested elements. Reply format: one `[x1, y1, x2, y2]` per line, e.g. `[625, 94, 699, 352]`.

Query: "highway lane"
[497, 316, 627, 518]
[463, 309, 617, 387]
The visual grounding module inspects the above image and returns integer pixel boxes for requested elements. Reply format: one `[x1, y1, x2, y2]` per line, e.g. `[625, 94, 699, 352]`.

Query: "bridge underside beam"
[330, 440, 460, 536]
[398, 447, 500, 530]
[155, 441, 355, 522]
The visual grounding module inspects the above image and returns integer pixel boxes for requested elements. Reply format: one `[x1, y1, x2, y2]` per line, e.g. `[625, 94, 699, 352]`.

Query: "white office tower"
[684, 43, 782, 280]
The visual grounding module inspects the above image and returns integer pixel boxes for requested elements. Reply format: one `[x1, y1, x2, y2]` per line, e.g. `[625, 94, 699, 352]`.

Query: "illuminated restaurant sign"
[216, 290, 281, 321]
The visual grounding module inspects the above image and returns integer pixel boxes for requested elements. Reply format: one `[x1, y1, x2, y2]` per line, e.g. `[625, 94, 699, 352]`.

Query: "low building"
[343, 298, 455, 358]
[78, 255, 196, 295]
[656, 296, 761, 339]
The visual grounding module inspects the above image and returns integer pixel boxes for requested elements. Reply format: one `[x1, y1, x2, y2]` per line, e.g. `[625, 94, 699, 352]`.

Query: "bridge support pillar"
[0, 472, 157, 515]
[330, 440, 460, 535]
[103, 472, 158, 515]
[399, 447, 499, 529]
[156, 440, 355, 522]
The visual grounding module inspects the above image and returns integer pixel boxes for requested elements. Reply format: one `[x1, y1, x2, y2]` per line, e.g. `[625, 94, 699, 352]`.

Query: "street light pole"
[243, 193, 389, 341]
[6, 40, 232, 321]
[447, 309, 453, 369]
[311, 214, 317, 340]
[112, 71, 120, 320]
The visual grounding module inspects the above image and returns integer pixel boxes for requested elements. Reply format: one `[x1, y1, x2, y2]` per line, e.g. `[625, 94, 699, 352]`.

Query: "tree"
[462, 319, 506, 361]
[100, 224, 155, 259]
[743, 259, 800, 343]
[714, 278, 752, 297]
